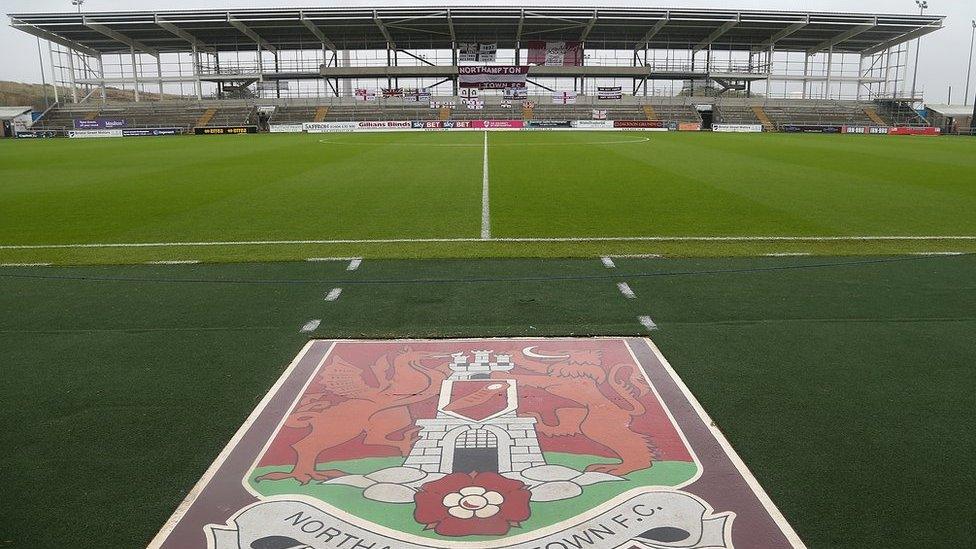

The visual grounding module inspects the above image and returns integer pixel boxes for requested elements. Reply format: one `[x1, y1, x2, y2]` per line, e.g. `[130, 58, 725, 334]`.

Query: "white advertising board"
[712, 124, 763, 133]
[571, 120, 615, 129]
[67, 129, 124, 138]
[269, 124, 304, 133]
[303, 121, 413, 133]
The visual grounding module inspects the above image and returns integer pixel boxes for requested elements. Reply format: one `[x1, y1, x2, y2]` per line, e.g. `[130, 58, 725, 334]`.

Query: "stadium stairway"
[439, 107, 451, 120]
[314, 106, 329, 122]
[642, 105, 657, 121]
[522, 105, 534, 120]
[864, 107, 888, 125]
[196, 108, 217, 127]
[752, 106, 775, 131]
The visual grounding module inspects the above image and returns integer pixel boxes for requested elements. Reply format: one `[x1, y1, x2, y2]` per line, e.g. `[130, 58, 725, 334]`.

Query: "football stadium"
[0, 3, 974, 549]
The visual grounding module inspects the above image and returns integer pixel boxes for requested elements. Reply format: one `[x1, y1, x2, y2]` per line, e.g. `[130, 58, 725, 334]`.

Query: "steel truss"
[7, 7, 944, 103]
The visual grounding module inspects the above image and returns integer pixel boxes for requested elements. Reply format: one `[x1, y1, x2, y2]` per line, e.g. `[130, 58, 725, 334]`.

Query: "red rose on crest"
[414, 472, 531, 537]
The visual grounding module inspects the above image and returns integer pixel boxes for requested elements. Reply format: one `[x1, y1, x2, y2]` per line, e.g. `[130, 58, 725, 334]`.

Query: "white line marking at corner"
[617, 282, 636, 299]
[764, 253, 812, 257]
[912, 252, 964, 256]
[325, 288, 343, 302]
[346, 258, 362, 271]
[1, 262, 52, 267]
[481, 131, 491, 240]
[600, 256, 616, 269]
[300, 319, 322, 333]
[638, 315, 658, 331]
[145, 260, 201, 265]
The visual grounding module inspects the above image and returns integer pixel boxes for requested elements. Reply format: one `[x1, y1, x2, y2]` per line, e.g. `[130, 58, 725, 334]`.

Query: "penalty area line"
[3, 235, 976, 250]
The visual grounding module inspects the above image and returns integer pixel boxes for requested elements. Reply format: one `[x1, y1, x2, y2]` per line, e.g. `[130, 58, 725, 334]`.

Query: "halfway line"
[481, 131, 491, 240]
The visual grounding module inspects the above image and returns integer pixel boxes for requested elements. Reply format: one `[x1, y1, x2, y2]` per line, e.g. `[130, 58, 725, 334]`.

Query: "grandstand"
[6, 6, 946, 133]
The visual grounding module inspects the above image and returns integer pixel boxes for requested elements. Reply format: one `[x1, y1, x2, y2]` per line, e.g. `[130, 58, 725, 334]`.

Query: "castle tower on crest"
[403, 351, 546, 474]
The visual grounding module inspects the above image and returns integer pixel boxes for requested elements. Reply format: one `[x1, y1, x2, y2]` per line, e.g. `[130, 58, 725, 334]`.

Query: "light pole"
[910, 0, 928, 102]
[71, 0, 84, 13]
[966, 20, 975, 106]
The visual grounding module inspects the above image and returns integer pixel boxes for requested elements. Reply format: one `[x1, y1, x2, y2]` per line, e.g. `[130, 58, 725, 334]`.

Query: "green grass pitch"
[1, 131, 975, 264]
[1, 132, 974, 548]
[1, 256, 974, 548]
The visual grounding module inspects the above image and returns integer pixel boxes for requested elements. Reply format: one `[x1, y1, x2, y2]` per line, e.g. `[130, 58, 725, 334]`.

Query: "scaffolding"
[8, 6, 944, 104]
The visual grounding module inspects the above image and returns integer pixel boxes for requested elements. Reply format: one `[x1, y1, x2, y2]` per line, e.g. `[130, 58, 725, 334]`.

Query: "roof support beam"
[752, 18, 808, 51]
[693, 18, 738, 52]
[228, 16, 277, 53]
[515, 10, 525, 44]
[83, 18, 159, 57]
[524, 11, 587, 27]
[373, 11, 397, 49]
[808, 21, 875, 55]
[580, 11, 599, 42]
[8, 19, 99, 57]
[299, 12, 336, 51]
[860, 23, 941, 56]
[156, 18, 214, 54]
[446, 9, 455, 43]
[635, 15, 669, 51]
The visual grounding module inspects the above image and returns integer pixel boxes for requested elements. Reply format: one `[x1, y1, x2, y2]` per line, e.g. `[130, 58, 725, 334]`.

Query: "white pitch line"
[145, 260, 201, 265]
[0, 262, 52, 267]
[306, 256, 359, 262]
[300, 319, 321, 333]
[481, 131, 491, 240]
[617, 282, 637, 299]
[610, 253, 664, 259]
[638, 315, 659, 331]
[600, 256, 616, 269]
[3, 235, 975, 250]
[325, 288, 343, 302]
[912, 252, 965, 256]
[346, 258, 362, 271]
[764, 253, 812, 257]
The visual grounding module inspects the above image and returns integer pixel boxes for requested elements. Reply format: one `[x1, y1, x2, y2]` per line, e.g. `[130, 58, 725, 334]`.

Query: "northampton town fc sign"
[150, 339, 804, 549]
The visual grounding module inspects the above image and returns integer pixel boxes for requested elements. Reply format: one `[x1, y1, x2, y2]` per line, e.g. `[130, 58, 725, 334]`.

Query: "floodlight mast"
[71, 0, 84, 14]
[966, 20, 975, 106]
[909, 0, 928, 103]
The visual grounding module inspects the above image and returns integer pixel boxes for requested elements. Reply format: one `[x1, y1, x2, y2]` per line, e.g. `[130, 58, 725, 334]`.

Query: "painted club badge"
[150, 339, 804, 548]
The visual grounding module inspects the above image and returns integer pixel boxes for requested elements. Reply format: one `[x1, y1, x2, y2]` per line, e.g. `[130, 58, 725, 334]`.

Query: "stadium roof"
[8, 6, 944, 58]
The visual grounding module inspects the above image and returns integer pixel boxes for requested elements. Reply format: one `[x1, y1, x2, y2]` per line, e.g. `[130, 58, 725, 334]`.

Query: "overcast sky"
[2, 0, 974, 104]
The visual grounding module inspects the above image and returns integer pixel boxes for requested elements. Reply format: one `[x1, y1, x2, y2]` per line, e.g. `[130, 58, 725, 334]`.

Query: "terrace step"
[439, 107, 451, 120]
[643, 105, 657, 121]
[522, 106, 534, 120]
[864, 107, 887, 125]
[196, 108, 217, 127]
[751, 106, 775, 131]
[83, 111, 99, 120]
[313, 106, 329, 122]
